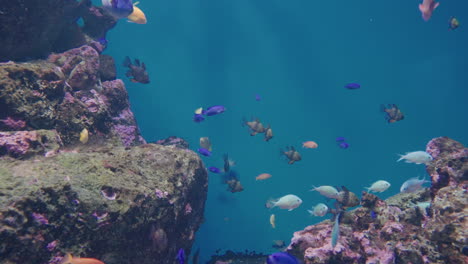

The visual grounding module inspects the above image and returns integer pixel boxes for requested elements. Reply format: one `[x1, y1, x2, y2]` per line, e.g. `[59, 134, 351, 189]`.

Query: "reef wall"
[287, 137, 467, 264]
[0, 1, 209, 263]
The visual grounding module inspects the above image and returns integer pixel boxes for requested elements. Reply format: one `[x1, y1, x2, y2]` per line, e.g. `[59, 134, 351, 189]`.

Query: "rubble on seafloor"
[207, 250, 268, 264]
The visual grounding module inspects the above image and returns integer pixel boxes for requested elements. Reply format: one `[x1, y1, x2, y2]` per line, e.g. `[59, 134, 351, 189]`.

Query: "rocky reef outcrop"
[0, 143, 207, 264]
[0, 0, 117, 62]
[287, 137, 467, 264]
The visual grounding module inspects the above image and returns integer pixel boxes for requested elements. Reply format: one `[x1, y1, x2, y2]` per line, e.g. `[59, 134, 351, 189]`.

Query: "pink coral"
[0, 117, 26, 130]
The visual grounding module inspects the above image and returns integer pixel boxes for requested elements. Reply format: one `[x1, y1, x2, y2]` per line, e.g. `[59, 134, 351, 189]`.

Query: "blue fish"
[266, 252, 299, 264]
[197, 148, 212, 157]
[97, 37, 108, 46]
[202, 105, 226, 116]
[101, 0, 134, 19]
[331, 213, 341, 248]
[208, 167, 221, 173]
[193, 114, 205, 123]
[336, 136, 346, 142]
[338, 142, 349, 149]
[344, 83, 360, 89]
[255, 94, 261, 101]
[370, 210, 377, 219]
[176, 248, 185, 264]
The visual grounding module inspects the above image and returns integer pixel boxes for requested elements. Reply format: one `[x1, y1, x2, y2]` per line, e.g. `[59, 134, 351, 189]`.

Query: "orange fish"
[127, 2, 147, 24]
[256, 173, 272, 181]
[60, 253, 105, 264]
[302, 141, 318, 149]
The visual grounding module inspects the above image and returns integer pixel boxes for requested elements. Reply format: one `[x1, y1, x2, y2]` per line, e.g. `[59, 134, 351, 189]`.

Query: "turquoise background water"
[101, 0, 467, 262]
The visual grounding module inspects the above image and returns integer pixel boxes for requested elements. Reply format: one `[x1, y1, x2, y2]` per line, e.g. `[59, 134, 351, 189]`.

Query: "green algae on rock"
[0, 143, 208, 264]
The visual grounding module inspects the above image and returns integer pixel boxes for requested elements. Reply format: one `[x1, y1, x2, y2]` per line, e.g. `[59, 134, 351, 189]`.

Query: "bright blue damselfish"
[266, 252, 299, 264]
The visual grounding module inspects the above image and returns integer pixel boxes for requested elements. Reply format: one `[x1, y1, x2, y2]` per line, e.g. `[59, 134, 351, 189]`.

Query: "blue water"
[103, 0, 468, 261]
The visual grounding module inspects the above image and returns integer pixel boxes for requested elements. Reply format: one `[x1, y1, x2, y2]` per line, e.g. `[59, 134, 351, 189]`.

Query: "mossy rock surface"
[0, 143, 208, 264]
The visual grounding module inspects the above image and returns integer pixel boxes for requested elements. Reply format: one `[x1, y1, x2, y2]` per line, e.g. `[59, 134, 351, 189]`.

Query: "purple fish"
[193, 114, 205, 123]
[101, 0, 134, 19]
[197, 148, 212, 157]
[255, 94, 261, 101]
[345, 83, 360, 89]
[202, 105, 226, 116]
[267, 252, 299, 264]
[208, 167, 221, 173]
[336, 136, 346, 142]
[370, 210, 377, 219]
[338, 142, 349, 149]
[177, 248, 185, 264]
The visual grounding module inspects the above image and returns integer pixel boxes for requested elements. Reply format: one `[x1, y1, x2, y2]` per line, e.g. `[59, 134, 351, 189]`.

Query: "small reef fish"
[336, 136, 346, 142]
[255, 94, 261, 101]
[256, 173, 272, 181]
[344, 83, 360, 90]
[208, 167, 221, 173]
[266, 194, 302, 211]
[419, 0, 439, 21]
[242, 117, 265, 136]
[400, 177, 430, 193]
[194, 107, 203, 115]
[177, 248, 185, 264]
[366, 180, 391, 193]
[335, 186, 360, 208]
[202, 105, 226, 116]
[397, 151, 432, 164]
[308, 203, 328, 217]
[199, 137, 212, 151]
[448, 16, 460, 30]
[270, 214, 276, 228]
[193, 114, 205, 123]
[310, 185, 340, 199]
[381, 104, 404, 123]
[127, 2, 146, 24]
[336, 137, 349, 149]
[370, 210, 377, 219]
[264, 125, 273, 141]
[101, 0, 134, 19]
[60, 253, 105, 264]
[79, 128, 89, 144]
[197, 148, 212, 157]
[280, 146, 301, 164]
[266, 252, 299, 264]
[123, 56, 150, 84]
[302, 141, 318, 149]
[331, 213, 341, 248]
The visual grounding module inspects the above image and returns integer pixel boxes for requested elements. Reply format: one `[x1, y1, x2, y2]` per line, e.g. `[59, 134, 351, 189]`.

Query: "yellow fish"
[270, 214, 276, 228]
[127, 2, 147, 24]
[79, 128, 89, 144]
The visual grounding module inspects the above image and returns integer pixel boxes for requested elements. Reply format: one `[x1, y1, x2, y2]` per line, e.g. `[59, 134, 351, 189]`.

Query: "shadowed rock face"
[0, 0, 116, 62]
[0, 143, 208, 264]
[286, 137, 467, 264]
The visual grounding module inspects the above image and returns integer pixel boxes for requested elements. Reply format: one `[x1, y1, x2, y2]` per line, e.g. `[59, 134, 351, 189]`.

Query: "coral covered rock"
[286, 137, 467, 264]
[0, 44, 144, 155]
[0, 144, 208, 264]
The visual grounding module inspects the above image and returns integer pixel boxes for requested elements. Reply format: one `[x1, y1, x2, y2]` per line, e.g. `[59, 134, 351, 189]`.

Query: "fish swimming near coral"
[197, 148, 212, 157]
[242, 117, 266, 136]
[280, 146, 301, 164]
[266, 194, 302, 211]
[335, 186, 360, 208]
[397, 151, 432, 164]
[381, 104, 404, 123]
[202, 105, 226, 116]
[60, 253, 105, 264]
[310, 185, 340, 199]
[270, 214, 276, 228]
[308, 203, 328, 217]
[123, 56, 150, 84]
[79, 128, 89, 144]
[331, 213, 341, 248]
[208, 167, 221, 173]
[199, 137, 212, 151]
[102, 0, 134, 19]
[419, 0, 439, 21]
[400, 177, 430, 193]
[176, 248, 185, 264]
[127, 2, 146, 24]
[365, 180, 391, 193]
[266, 252, 299, 264]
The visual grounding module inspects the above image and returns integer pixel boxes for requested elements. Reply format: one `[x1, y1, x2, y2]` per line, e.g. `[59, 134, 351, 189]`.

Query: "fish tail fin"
[265, 199, 276, 209]
[241, 117, 247, 127]
[307, 209, 313, 215]
[309, 185, 317, 191]
[123, 56, 132, 67]
[365, 187, 371, 192]
[60, 253, 73, 264]
[397, 154, 404, 162]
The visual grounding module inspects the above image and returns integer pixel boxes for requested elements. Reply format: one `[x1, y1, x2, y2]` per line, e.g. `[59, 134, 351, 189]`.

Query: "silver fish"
[331, 213, 340, 248]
